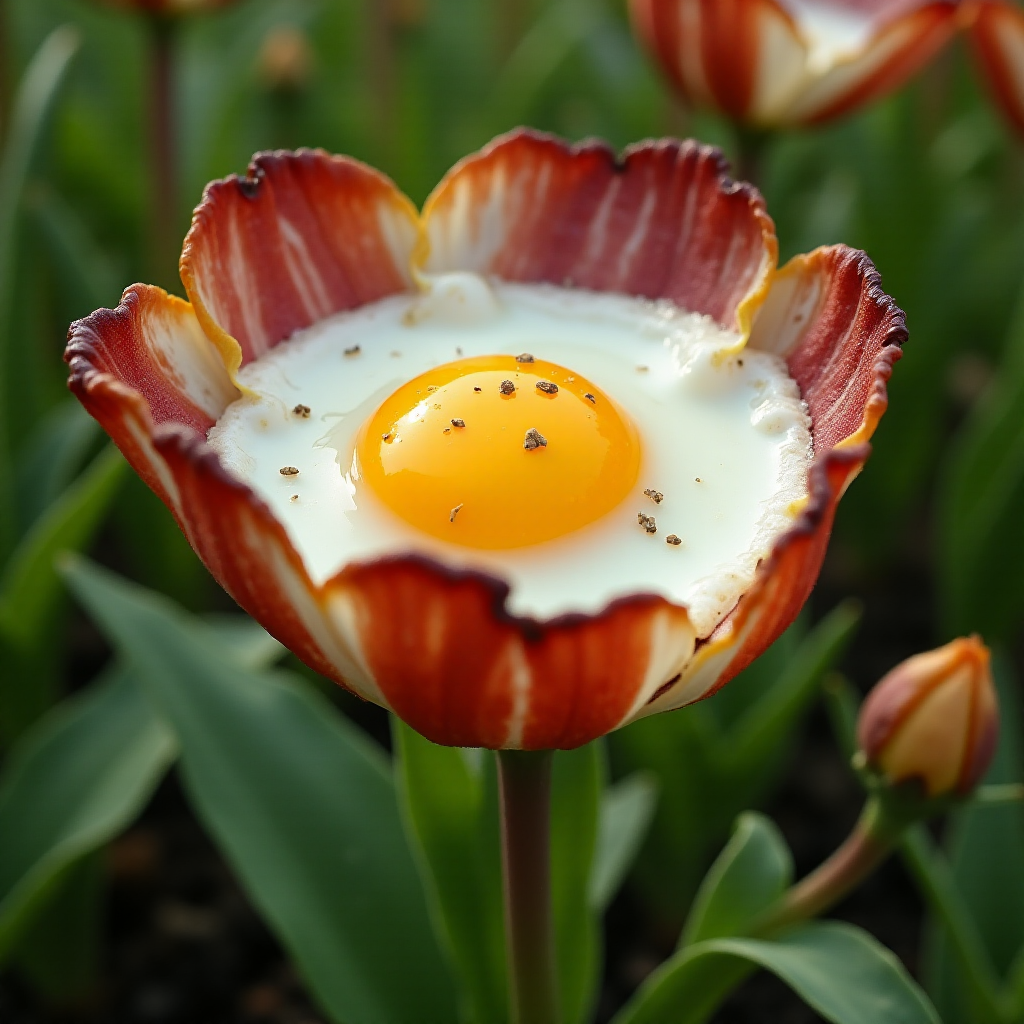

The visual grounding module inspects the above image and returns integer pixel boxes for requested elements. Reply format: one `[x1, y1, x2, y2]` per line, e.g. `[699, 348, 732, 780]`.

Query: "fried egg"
[207, 273, 812, 636]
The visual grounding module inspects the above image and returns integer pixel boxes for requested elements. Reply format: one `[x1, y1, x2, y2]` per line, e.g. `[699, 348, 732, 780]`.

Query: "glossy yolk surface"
[357, 355, 641, 549]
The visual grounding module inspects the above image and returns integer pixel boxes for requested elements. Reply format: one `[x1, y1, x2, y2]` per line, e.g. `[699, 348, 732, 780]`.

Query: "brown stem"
[496, 0, 529, 61]
[365, 0, 397, 166]
[497, 749, 560, 1024]
[147, 16, 177, 287]
[756, 804, 892, 934]
[734, 125, 771, 190]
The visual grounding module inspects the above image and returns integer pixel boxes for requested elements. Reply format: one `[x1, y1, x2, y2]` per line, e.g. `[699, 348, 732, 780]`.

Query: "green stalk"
[497, 749, 560, 1024]
[900, 826, 1009, 1024]
[754, 801, 891, 935]
[0, 27, 79, 562]
[734, 125, 771, 189]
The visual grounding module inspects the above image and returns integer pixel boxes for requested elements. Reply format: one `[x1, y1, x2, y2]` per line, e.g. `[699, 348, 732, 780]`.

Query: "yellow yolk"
[357, 355, 641, 548]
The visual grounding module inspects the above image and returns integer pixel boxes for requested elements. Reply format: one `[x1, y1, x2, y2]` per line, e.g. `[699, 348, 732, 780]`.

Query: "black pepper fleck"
[637, 512, 657, 534]
[666, 534, 682, 546]
[280, 466, 300, 476]
[584, 393, 596, 403]
[523, 428, 547, 450]
[499, 380, 516, 396]
[344, 345, 361, 356]
[516, 352, 535, 363]
[535, 381, 558, 395]
[644, 488, 664, 504]
[292, 404, 310, 418]
[451, 418, 465, 428]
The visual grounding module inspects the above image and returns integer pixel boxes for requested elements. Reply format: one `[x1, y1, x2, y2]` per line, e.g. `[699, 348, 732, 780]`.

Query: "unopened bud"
[258, 25, 314, 94]
[857, 637, 998, 798]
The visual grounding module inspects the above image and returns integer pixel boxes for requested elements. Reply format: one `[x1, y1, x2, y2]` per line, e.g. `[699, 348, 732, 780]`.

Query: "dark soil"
[0, 532, 957, 1024]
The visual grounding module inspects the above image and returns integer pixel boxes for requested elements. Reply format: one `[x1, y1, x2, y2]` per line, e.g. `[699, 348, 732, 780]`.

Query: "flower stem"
[755, 801, 892, 934]
[734, 125, 771, 190]
[147, 15, 177, 288]
[497, 749, 560, 1024]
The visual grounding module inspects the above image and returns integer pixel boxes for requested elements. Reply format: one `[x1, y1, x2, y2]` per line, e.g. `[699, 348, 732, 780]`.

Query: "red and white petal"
[331, 560, 697, 750]
[67, 291, 384, 703]
[180, 149, 420, 375]
[65, 285, 237, 435]
[968, 1, 1024, 137]
[630, 0, 959, 127]
[629, 0, 804, 121]
[421, 129, 777, 336]
[779, 2, 960, 125]
[66, 285, 699, 750]
[637, 244, 905, 717]
[67, 139, 905, 751]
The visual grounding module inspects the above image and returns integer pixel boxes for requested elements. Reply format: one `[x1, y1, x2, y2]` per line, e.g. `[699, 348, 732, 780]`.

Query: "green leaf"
[63, 556, 460, 1024]
[26, 183, 122, 315]
[394, 721, 507, 1024]
[0, 665, 176, 960]
[682, 812, 793, 948]
[0, 444, 125, 652]
[0, 25, 81, 559]
[10, 853, 104, 1001]
[610, 604, 858, 919]
[938, 293, 1024, 640]
[14, 399, 99, 533]
[615, 922, 941, 1024]
[589, 772, 658, 912]
[551, 742, 603, 1024]
[725, 600, 862, 778]
[923, 653, 1024, 1023]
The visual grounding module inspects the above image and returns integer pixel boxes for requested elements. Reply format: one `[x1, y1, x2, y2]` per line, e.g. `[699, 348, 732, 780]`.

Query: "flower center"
[356, 355, 641, 549]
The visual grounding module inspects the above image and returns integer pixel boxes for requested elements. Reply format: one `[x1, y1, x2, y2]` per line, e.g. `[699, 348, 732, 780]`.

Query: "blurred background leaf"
[63, 556, 461, 1024]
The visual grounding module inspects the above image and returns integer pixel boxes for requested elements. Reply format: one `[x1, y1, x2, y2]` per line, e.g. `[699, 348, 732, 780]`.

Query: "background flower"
[629, 0, 962, 126]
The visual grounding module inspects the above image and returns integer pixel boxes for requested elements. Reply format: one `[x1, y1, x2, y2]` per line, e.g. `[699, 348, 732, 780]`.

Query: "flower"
[629, 0, 962, 127]
[965, 1, 1024, 136]
[65, 129, 904, 750]
[857, 636, 999, 797]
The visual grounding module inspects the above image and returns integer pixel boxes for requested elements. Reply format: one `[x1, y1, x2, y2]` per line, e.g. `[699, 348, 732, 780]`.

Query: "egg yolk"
[356, 355, 641, 549]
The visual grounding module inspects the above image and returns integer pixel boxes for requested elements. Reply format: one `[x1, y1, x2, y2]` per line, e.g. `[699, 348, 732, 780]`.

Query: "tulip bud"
[857, 637, 999, 798]
[258, 25, 314, 94]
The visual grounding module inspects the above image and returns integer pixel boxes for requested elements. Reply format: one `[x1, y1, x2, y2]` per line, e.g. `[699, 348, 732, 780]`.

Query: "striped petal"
[66, 135, 904, 749]
[423, 130, 776, 337]
[630, 0, 960, 127]
[180, 149, 419, 377]
[968, 1, 1024, 137]
[639, 245, 905, 717]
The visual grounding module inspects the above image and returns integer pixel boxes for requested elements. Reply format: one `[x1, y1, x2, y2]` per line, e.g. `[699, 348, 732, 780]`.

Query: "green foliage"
[681, 813, 793, 948]
[0, 665, 174, 962]
[395, 727, 657, 1024]
[610, 601, 861, 919]
[550, 742, 602, 1024]
[589, 772, 658, 913]
[394, 723, 508, 1024]
[616, 922, 942, 1024]
[63, 556, 460, 1024]
[922, 655, 1024, 1023]
[939, 292, 1024, 641]
[0, 26, 80, 557]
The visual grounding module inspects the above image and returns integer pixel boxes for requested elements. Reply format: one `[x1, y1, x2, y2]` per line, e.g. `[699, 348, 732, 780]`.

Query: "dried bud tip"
[857, 636, 998, 799]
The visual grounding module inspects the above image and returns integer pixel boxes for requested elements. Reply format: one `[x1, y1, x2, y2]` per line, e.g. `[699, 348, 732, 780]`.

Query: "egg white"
[207, 273, 812, 637]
